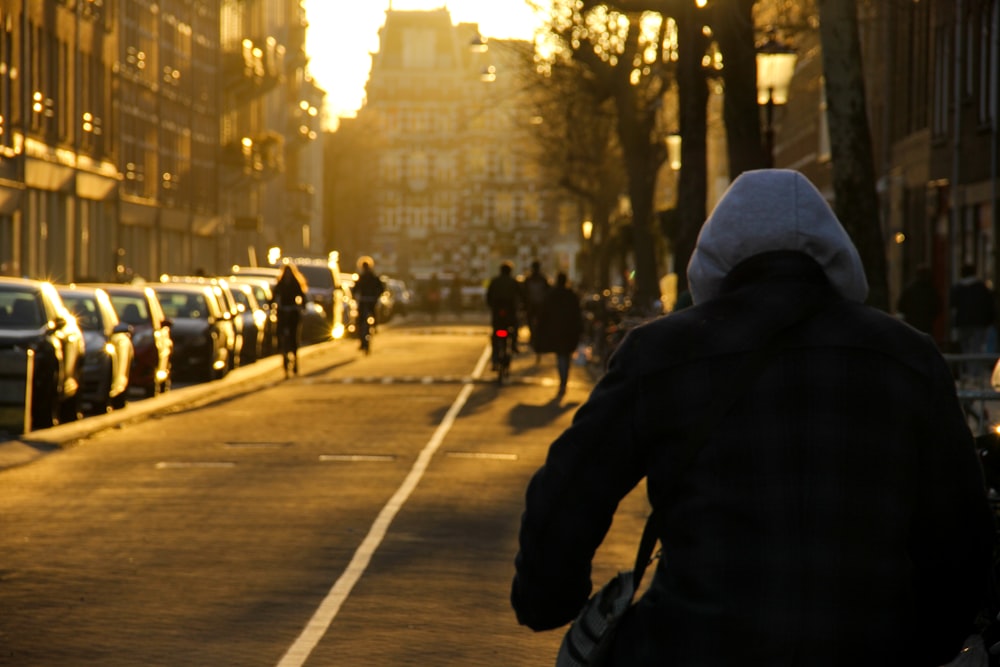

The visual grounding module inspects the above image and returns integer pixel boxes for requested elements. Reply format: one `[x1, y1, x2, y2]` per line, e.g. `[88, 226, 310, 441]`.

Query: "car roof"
[152, 282, 211, 294]
[0, 276, 46, 290]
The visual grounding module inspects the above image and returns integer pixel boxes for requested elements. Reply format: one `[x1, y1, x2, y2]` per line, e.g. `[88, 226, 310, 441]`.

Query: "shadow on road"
[507, 399, 579, 434]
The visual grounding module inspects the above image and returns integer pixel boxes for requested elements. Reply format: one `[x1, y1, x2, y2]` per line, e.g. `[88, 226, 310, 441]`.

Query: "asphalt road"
[0, 318, 652, 667]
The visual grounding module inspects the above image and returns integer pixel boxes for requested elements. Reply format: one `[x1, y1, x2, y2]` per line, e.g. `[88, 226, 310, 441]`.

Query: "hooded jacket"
[511, 170, 993, 665]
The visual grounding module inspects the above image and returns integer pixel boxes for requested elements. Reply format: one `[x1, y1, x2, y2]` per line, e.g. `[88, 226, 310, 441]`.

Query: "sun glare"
[303, 1, 549, 128]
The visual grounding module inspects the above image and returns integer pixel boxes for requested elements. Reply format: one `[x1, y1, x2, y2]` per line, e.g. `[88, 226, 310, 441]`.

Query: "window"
[933, 24, 951, 136]
[984, 0, 999, 125]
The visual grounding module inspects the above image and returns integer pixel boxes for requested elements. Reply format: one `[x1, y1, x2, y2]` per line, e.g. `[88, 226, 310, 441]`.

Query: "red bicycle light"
[495, 329, 508, 338]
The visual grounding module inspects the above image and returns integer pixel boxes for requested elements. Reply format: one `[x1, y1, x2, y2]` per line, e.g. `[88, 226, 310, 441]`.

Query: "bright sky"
[303, 1, 547, 129]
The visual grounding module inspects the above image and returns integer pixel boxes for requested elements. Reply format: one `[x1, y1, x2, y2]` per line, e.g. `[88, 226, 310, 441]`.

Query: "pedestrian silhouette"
[534, 272, 583, 396]
[896, 265, 939, 335]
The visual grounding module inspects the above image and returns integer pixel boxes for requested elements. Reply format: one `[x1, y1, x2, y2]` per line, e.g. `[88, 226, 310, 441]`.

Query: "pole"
[949, 0, 964, 348]
[764, 89, 775, 168]
[23, 349, 33, 433]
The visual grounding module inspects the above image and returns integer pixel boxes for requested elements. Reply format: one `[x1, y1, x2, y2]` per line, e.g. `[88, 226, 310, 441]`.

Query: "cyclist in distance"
[487, 261, 521, 369]
[272, 262, 308, 376]
[354, 257, 385, 352]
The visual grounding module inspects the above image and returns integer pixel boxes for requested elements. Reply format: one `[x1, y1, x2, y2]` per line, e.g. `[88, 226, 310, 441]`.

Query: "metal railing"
[945, 353, 1000, 435]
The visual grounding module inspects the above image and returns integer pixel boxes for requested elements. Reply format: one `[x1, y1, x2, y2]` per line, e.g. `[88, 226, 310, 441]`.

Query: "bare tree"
[816, 0, 887, 308]
[537, 0, 681, 310]
[525, 55, 626, 289]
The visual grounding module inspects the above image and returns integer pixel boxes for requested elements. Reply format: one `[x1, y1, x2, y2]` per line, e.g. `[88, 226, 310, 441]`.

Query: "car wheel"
[111, 389, 128, 410]
[91, 370, 113, 415]
[30, 372, 57, 432]
[57, 390, 80, 424]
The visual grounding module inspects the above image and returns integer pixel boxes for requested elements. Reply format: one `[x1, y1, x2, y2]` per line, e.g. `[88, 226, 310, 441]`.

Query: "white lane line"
[276, 343, 492, 667]
[445, 451, 518, 461]
[319, 454, 396, 462]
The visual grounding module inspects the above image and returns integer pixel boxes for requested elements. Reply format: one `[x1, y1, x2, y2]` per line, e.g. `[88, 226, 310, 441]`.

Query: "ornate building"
[359, 8, 560, 285]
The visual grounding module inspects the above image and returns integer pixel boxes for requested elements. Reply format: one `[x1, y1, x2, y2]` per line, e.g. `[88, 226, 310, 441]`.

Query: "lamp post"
[581, 220, 594, 289]
[756, 32, 797, 168]
[665, 132, 682, 171]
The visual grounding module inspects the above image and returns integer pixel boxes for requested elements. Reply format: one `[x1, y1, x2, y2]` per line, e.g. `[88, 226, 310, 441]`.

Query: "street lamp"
[581, 220, 594, 288]
[756, 32, 797, 168]
[665, 132, 682, 171]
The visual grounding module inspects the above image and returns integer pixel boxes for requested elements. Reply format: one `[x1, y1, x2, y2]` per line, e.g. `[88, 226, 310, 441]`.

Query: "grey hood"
[686, 169, 869, 305]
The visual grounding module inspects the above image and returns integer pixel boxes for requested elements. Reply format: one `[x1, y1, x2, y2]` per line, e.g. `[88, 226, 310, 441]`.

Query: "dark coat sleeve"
[511, 331, 647, 630]
[910, 350, 996, 660]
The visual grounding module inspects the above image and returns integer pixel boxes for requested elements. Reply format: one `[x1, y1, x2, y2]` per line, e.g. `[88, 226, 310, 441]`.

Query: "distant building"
[355, 7, 561, 285]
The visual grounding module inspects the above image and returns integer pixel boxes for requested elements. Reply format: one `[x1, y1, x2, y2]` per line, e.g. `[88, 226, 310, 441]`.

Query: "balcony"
[222, 36, 283, 102]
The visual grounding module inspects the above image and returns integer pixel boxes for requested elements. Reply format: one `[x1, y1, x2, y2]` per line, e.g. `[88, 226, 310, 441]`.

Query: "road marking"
[276, 343, 492, 667]
[319, 454, 396, 462]
[154, 461, 237, 469]
[445, 451, 518, 461]
[302, 375, 561, 387]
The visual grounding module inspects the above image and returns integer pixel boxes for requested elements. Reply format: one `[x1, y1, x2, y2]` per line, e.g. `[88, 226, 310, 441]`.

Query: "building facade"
[760, 0, 997, 341]
[356, 8, 561, 286]
[0, 0, 324, 283]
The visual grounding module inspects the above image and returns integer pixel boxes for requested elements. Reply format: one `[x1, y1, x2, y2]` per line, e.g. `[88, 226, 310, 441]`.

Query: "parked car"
[56, 285, 134, 414]
[0, 277, 84, 430]
[228, 275, 278, 356]
[97, 283, 173, 397]
[161, 276, 245, 369]
[152, 283, 234, 382]
[385, 278, 413, 318]
[227, 281, 266, 364]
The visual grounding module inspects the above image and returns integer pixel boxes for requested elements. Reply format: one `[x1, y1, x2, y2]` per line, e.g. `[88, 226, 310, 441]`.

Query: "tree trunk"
[673, 2, 710, 295]
[612, 25, 661, 312]
[713, 0, 769, 178]
[817, 0, 888, 309]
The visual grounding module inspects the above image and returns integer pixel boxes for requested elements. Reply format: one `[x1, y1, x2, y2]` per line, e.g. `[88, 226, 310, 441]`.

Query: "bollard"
[23, 348, 33, 434]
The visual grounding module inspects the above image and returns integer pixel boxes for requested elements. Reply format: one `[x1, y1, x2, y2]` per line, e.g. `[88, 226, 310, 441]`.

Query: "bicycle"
[276, 305, 300, 378]
[357, 301, 376, 355]
[493, 324, 514, 385]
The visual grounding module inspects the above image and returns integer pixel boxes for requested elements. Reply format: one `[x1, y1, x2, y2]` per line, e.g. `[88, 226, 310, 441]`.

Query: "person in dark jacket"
[535, 272, 582, 395]
[522, 260, 551, 360]
[896, 264, 939, 335]
[511, 169, 994, 666]
[487, 261, 522, 363]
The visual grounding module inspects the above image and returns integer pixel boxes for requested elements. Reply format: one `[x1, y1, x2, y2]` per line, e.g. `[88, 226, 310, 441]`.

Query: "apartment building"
[0, 0, 323, 282]
[357, 8, 562, 286]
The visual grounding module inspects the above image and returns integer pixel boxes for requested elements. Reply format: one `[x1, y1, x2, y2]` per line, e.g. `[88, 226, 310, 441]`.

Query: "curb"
[0, 340, 340, 471]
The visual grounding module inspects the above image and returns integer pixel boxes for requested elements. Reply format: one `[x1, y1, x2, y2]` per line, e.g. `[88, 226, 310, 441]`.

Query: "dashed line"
[445, 451, 518, 461]
[155, 461, 237, 469]
[319, 454, 396, 462]
[302, 375, 561, 387]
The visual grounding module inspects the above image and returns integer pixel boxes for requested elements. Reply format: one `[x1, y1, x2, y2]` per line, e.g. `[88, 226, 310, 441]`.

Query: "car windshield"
[61, 295, 102, 330]
[109, 296, 149, 326]
[295, 265, 334, 289]
[0, 290, 44, 328]
[157, 290, 209, 320]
